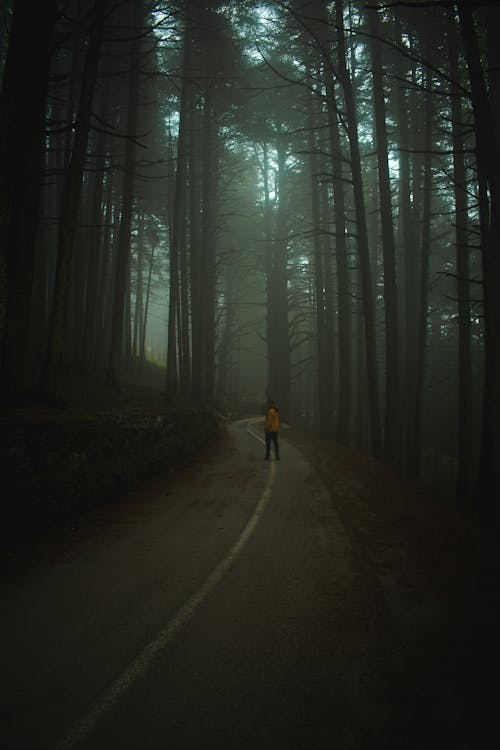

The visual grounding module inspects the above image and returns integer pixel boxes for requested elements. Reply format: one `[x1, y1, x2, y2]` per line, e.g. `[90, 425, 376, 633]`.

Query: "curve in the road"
[55, 419, 275, 750]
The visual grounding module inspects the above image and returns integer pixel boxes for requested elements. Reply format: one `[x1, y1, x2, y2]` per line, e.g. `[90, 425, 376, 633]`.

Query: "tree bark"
[267, 142, 291, 421]
[336, 0, 382, 457]
[166, 5, 193, 399]
[413, 69, 433, 478]
[133, 213, 145, 360]
[188, 94, 203, 401]
[0, 0, 58, 388]
[397, 29, 420, 475]
[368, 8, 400, 464]
[81, 82, 109, 373]
[140, 244, 155, 367]
[108, 0, 142, 389]
[324, 69, 351, 445]
[459, 5, 500, 520]
[41, 0, 109, 398]
[200, 84, 218, 403]
[307, 64, 329, 437]
[448, 13, 473, 505]
[320, 176, 336, 437]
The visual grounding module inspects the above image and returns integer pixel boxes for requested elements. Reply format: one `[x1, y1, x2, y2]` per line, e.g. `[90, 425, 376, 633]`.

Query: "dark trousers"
[265, 431, 279, 459]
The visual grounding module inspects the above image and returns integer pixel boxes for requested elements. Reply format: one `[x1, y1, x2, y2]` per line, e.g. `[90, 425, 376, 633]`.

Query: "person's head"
[267, 398, 275, 409]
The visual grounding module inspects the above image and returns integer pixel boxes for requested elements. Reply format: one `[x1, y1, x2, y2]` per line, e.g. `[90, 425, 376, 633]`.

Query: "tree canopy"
[0, 0, 499, 521]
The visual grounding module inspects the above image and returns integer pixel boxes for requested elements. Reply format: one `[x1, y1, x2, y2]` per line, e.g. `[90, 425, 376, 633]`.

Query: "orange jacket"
[265, 406, 279, 432]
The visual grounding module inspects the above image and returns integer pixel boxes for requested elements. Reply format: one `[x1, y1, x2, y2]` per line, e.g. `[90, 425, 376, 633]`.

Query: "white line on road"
[246, 419, 265, 445]
[55, 427, 275, 750]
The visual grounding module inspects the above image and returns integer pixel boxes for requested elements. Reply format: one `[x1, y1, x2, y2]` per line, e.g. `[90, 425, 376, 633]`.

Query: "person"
[264, 398, 280, 460]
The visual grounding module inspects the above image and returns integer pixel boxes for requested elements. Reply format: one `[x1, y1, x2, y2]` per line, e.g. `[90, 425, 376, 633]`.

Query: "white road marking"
[55, 426, 275, 750]
[245, 419, 265, 445]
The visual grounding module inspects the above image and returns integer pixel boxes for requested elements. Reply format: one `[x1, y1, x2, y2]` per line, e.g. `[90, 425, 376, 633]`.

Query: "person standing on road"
[264, 398, 280, 460]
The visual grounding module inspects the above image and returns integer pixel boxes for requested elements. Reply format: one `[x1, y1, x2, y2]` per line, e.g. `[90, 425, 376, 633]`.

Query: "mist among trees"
[1, 0, 499, 522]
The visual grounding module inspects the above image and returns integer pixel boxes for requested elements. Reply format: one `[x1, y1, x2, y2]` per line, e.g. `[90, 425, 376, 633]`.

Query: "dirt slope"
[283, 426, 500, 748]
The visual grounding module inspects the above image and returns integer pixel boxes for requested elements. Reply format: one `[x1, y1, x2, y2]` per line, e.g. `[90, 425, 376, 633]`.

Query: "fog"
[0, 0, 499, 517]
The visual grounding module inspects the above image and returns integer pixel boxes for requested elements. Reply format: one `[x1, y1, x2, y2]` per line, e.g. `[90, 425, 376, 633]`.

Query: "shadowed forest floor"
[282, 425, 500, 746]
[0, 369, 218, 540]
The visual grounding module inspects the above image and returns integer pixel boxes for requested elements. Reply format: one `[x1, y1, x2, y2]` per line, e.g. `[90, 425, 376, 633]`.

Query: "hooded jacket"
[265, 406, 279, 433]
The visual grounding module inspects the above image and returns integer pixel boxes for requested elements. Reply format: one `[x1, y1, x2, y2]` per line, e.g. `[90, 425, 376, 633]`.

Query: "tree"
[458, 3, 500, 520]
[41, 0, 110, 398]
[108, 0, 144, 389]
[448, 11, 473, 505]
[368, 7, 400, 464]
[0, 0, 59, 389]
[336, 0, 382, 457]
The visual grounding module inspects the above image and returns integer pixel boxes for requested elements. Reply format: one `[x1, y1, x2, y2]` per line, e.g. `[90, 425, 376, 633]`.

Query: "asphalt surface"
[1, 419, 359, 750]
[3, 418, 499, 750]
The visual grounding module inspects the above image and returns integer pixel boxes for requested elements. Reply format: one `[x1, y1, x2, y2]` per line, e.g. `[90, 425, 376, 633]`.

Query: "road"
[1, 418, 499, 749]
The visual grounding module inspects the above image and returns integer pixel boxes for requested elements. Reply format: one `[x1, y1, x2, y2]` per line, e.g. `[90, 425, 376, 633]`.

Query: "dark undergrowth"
[0, 365, 219, 542]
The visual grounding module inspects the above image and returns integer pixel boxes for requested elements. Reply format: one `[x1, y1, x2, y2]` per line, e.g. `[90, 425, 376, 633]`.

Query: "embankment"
[1, 404, 219, 539]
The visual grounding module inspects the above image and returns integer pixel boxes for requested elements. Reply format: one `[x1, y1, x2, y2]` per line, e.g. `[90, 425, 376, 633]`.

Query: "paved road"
[1, 419, 361, 750]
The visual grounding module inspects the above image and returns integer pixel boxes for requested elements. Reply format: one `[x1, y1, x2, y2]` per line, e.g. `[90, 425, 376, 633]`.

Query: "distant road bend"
[1, 418, 498, 749]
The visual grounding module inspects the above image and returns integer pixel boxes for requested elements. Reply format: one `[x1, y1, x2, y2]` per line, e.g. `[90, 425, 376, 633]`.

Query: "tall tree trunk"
[179, 205, 191, 395]
[336, 0, 382, 457]
[355, 288, 369, 450]
[262, 141, 274, 407]
[61, 0, 85, 199]
[41, 0, 108, 398]
[95, 161, 115, 372]
[448, 14, 473, 505]
[81, 80, 109, 373]
[188, 97, 203, 401]
[303, 0, 351, 442]
[459, 6, 500, 520]
[0, 0, 58, 389]
[67, 189, 89, 367]
[31, 135, 57, 366]
[324, 68, 351, 445]
[108, 0, 141, 389]
[267, 142, 291, 421]
[124, 251, 133, 365]
[368, 8, 400, 464]
[397, 35, 420, 474]
[321, 176, 336, 436]
[307, 64, 329, 437]
[215, 262, 237, 406]
[413, 70, 433, 477]
[133, 214, 145, 360]
[166, 6, 193, 399]
[140, 244, 155, 366]
[200, 85, 218, 403]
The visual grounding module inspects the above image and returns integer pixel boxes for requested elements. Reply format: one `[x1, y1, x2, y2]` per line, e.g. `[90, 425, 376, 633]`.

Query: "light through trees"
[0, 0, 498, 519]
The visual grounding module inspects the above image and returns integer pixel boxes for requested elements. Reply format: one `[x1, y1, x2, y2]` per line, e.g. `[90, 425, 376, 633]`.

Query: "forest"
[0, 0, 499, 524]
